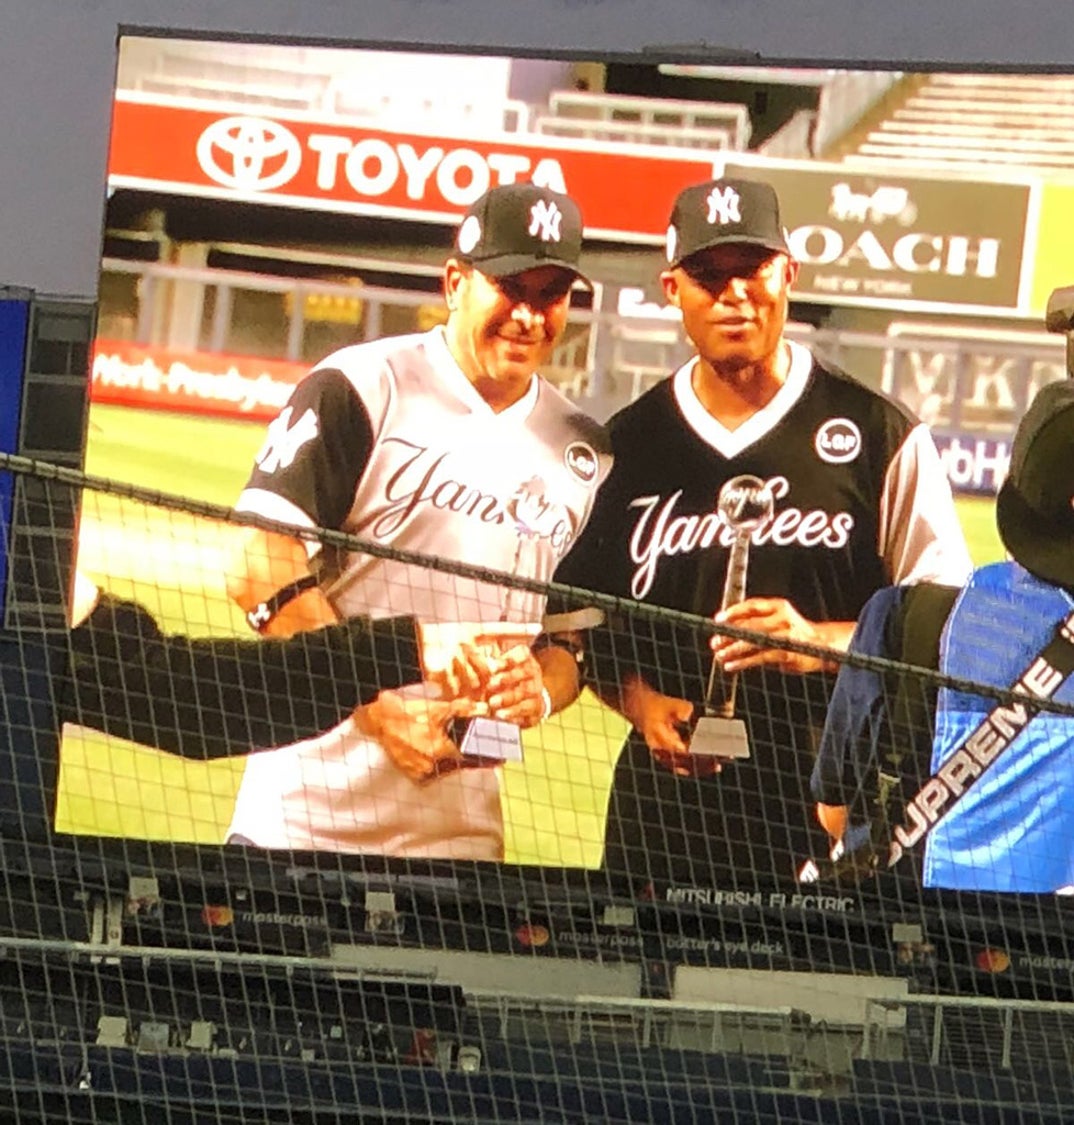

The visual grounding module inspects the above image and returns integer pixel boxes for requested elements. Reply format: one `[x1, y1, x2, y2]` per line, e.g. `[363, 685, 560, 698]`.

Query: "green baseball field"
[58, 403, 1004, 868]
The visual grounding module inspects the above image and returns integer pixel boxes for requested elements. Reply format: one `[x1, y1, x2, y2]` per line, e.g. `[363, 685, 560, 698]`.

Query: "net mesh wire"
[1, 460, 1074, 1123]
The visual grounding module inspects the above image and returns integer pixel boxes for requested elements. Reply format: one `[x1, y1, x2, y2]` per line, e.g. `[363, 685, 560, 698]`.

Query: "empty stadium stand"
[115, 39, 532, 134]
[115, 39, 759, 152]
[6, 959, 1074, 1124]
[840, 72, 1074, 170]
[531, 90, 751, 150]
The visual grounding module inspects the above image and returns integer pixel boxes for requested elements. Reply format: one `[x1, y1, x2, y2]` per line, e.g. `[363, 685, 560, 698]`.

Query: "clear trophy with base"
[688, 474, 775, 760]
[450, 522, 542, 766]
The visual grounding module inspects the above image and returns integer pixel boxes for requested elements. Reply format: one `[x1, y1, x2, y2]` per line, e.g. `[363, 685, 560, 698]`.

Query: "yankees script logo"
[628, 476, 854, 599]
[357, 437, 576, 549]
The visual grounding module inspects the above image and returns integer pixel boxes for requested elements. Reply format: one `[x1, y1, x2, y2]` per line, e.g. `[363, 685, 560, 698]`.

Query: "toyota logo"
[196, 116, 302, 192]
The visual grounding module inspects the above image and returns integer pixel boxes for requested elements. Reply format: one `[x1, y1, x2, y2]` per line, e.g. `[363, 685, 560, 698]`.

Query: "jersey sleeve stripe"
[235, 489, 322, 558]
[878, 423, 974, 587]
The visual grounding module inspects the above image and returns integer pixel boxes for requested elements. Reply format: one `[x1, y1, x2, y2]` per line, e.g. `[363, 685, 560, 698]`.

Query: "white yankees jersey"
[554, 340, 972, 886]
[227, 327, 611, 858]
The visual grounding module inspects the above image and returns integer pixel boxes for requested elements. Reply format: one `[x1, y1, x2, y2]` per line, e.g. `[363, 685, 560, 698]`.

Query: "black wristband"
[532, 633, 584, 661]
[245, 574, 320, 633]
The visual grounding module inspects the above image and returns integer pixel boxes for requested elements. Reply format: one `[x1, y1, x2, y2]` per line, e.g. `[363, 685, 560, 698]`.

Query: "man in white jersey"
[555, 176, 972, 888]
[224, 183, 612, 859]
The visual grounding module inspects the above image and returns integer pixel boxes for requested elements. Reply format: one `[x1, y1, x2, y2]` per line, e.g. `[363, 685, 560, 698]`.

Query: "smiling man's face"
[443, 261, 575, 408]
[661, 244, 799, 374]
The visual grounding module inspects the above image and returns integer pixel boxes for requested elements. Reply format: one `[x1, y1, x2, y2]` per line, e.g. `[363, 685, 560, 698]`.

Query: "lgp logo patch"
[815, 418, 862, 464]
[565, 441, 598, 484]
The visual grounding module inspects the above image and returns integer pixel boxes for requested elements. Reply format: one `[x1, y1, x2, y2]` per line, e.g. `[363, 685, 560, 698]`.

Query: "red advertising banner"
[106, 96, 718, 241]
[106, 96, 1038, 314]
[91, 338, 306, 422]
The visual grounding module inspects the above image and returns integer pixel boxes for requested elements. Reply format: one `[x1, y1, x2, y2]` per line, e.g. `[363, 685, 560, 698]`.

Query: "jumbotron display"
[57, 35, 1074, 909]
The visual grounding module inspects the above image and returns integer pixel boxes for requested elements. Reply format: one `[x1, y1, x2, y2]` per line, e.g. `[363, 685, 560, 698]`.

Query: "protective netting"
[1, 457, 1074, 1123]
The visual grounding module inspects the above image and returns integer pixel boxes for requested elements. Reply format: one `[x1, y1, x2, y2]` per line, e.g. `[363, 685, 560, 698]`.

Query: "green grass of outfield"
[58, 403, 1002, 866]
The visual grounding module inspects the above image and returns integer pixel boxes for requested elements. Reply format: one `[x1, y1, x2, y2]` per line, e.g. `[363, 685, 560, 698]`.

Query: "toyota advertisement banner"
[106, 94, 1038, 317]
[106, 95, 718, 245]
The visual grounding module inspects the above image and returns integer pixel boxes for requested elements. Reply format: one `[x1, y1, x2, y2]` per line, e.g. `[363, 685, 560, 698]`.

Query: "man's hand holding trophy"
[687, 474, 776, 761]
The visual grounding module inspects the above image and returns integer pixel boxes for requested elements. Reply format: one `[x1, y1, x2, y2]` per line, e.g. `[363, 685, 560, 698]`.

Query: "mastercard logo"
[515, 923, 550, 948]
[201, 905, 235, 928]
[975, 948, 1010, 974]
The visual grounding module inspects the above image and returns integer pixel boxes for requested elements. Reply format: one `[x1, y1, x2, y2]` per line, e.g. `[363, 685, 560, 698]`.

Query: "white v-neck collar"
[425, 327, 539, 422]
[672, 339, 813, 458]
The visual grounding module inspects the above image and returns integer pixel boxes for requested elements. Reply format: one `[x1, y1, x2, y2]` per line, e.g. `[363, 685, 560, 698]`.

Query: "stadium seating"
[843, 72, 1074, 169]
[532, 90, 751, 150]
[116, 39, 531, 135]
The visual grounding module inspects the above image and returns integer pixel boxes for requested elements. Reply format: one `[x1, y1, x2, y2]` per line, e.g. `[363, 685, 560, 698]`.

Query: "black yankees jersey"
[553, 341, 971, 888]
[557, 341, 969, 631]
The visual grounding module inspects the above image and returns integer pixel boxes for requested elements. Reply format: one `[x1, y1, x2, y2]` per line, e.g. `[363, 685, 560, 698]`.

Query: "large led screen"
[58, 36, 1074, 905]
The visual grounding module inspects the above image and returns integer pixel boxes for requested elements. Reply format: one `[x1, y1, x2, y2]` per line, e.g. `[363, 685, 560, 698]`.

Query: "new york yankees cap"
[996, 379, 1074, 591]
[454, 183, 589, 284]
[666, 177, 790, 268]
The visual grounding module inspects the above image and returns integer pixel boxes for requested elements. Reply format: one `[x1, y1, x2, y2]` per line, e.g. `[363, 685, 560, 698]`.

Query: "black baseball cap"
[453, 183, 589, 284]
[666, 177, 790, 268]
[996, 379, 1074, 590]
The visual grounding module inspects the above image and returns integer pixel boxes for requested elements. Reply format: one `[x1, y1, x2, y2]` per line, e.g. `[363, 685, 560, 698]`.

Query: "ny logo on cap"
[706, 185, 742, 226]
[529, 200, 563, 243]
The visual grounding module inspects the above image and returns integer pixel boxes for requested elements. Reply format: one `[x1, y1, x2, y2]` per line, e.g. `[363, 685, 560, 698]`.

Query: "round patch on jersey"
[564, 441, 599, 484]
[457, 215, 482, 255]
[815, 417, 862, 464]
[665, 223, 678, 264]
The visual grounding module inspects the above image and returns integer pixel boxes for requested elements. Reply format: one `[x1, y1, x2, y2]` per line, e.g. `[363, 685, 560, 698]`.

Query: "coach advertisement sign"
[725, 161, 1033, 313]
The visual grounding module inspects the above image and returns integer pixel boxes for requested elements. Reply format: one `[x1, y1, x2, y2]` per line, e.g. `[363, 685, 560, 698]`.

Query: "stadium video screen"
[59, 35, 1074, 898]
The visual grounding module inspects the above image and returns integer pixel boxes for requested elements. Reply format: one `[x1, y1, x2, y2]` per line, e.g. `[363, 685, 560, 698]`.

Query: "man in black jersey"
[554, 176, 971, 890]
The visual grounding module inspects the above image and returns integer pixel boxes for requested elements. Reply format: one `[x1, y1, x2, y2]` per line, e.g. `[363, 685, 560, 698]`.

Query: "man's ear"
[443, 259, 465, 310]
[660, 270, 682, 309]
[784, 256, 801, 288]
